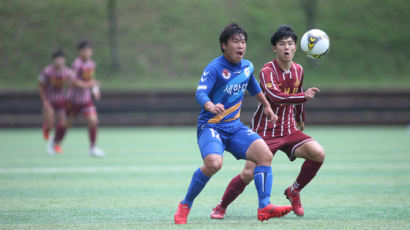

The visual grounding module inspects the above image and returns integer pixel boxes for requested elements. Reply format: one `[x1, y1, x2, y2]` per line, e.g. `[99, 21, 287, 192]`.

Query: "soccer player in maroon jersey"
[38, 49, 72, 154]
[210, 25, 325, 218]
[66, 39, 104, 157]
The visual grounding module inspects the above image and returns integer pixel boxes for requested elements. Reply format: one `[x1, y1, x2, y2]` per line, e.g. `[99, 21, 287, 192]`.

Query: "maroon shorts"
[50, 101, 66, 114]
[66, 101, 96, 118]
[264, 131, 313, 161]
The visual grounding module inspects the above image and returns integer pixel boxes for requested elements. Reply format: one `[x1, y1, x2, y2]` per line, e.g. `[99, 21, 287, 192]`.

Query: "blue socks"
[181, 168, 210, 208]
[181, 166, 272, 209]
[253, 165, 273, 209]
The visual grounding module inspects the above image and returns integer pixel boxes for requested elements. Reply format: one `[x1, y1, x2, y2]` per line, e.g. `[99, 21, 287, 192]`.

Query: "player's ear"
[221, 42, 227, 52]
[272, 45, 277, 53]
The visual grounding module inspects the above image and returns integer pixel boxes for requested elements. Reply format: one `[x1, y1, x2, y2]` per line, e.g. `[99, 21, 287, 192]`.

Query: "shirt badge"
[244, 67, 250, 77]
[222, 69, 231, 79]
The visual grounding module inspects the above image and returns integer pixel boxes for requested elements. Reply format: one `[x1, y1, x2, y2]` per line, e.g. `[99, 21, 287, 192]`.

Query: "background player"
[174, 23, 291, 225]
[210, 25, 325, 218]
[38, 49, 72, 154]
[66, 39, 104, 157]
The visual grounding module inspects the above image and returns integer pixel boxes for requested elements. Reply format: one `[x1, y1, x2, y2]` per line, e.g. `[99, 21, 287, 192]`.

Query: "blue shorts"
[197, 122, 262, 160]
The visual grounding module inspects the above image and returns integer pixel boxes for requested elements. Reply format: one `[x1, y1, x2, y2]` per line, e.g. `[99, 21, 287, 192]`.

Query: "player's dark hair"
[270, 25, 297, 46]
[219, 23, 248, 53]
[77, 39, 93, 50]
[51, 49, 65, 59]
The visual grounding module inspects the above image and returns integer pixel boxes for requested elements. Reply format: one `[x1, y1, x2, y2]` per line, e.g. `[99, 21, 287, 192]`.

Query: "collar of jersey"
[221, 55, 243, 69]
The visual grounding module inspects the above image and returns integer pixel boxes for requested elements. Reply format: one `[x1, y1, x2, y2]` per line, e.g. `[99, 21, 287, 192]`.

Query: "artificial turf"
[0, 126, 409, 229]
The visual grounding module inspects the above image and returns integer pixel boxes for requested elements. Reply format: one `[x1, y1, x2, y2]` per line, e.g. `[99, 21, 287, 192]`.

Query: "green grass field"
[0, 126, 409, 229]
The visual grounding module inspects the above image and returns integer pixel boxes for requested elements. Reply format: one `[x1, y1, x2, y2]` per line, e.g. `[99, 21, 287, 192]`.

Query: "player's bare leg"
[85, 113, 104, 157]
[246, 139, 292, 222]
[175, 154, 223, 224]
[42, 103, 54, 141]
[285, 140, 325, 216]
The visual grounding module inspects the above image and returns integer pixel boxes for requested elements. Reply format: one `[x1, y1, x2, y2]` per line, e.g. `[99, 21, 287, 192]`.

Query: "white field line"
[0, 163, 408, 174]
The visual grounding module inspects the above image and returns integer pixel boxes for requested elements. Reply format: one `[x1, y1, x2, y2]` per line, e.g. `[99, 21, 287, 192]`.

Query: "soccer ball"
[300, 29, 330, 59]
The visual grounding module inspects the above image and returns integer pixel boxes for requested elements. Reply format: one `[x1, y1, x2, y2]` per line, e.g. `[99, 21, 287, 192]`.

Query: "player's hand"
[304, 87, 320, 101]
[93, 91, 101, 100]
[264, 105, 278, 123]
[205, 102, 225, 116]
[297, 122, 305, 131]
[92, 85, 101, 100]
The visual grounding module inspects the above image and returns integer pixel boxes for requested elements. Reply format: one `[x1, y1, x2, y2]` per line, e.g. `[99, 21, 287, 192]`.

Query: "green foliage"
[1, 0, 409, 90]
[0, 127, 409, 229]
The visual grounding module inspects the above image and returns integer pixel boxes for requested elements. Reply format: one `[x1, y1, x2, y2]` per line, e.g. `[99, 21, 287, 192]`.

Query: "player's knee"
[88, 118, 98, 127]
[311, 147, 325, 162]
[248, 140, 272, 165]
[316, 149, 325, 162]
[203, 155, 223, 175]
[206, 161, 222, 174]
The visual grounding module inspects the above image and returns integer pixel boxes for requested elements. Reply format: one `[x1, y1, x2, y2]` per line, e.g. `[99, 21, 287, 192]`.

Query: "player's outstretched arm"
[304, 87, 320, 101]
[260, 70, 307, 104]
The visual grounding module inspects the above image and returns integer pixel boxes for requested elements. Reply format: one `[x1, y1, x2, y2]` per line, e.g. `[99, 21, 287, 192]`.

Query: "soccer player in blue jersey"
[174, 23, 292, 224]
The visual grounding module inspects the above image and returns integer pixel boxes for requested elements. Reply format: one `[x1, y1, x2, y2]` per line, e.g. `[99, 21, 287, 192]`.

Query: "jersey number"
[210, 129, 220, 140]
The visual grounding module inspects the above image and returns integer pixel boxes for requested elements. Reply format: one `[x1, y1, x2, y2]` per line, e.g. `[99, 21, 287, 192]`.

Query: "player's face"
[80, 47, 93, 60]
[273, 37, 297, 63]
[53, 57, 65, 68]
[222, 34, 246, 64]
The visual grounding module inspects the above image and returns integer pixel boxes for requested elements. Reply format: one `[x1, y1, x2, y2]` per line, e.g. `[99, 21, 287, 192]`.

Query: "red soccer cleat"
[257, 204, 292, 222]
[54, 144, 63, 154]
[210, 204, 226, 219]
[174, 202, 190, 224]
[284, 186, 304, 216]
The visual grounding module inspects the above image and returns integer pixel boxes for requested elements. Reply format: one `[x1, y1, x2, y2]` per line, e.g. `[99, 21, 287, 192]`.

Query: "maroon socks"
[89, 126, 97, 147]
[218, 160, 322, 210]
[292, 159, 323, 191]
[220, 174, 248, 209]
[53, 123, 66, 144]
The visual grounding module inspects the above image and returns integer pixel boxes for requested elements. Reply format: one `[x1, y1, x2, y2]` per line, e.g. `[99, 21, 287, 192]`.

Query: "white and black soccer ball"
[300, 29, 330, 59]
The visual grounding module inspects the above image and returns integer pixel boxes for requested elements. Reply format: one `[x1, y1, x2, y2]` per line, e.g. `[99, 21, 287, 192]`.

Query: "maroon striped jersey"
[67, 57, 96, 105]
[38, 64, 73, 103]
[252, 59, 307, 138]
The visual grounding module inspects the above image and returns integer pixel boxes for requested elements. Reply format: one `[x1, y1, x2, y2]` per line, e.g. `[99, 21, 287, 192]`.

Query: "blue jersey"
[196, 55, 262, 127]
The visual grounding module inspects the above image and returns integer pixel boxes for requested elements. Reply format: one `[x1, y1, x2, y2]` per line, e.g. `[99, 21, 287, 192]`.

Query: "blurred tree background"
[1, 0, 409, 90]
